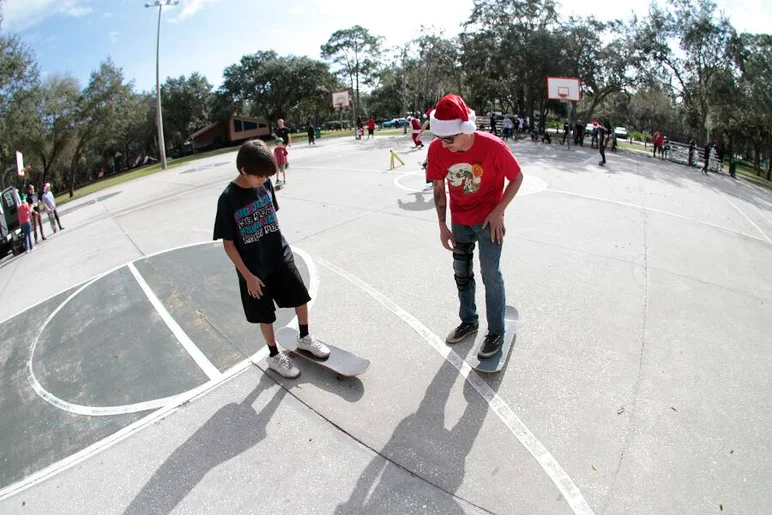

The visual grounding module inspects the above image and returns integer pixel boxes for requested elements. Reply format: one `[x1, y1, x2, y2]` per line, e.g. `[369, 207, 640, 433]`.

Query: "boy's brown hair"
[236, 139, 277, 177]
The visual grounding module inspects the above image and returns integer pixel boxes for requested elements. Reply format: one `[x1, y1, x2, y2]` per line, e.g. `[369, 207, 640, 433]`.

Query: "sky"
[2, 0, 770, 93]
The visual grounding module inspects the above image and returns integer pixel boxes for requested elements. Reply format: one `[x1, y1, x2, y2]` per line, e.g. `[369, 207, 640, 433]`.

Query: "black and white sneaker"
[478, 332, 504, 359]
[446, 322, 479, 344]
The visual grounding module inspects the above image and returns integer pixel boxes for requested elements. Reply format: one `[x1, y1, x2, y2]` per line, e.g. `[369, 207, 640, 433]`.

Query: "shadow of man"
[335, 343, 506, 514]
[124, 374, 284, 515]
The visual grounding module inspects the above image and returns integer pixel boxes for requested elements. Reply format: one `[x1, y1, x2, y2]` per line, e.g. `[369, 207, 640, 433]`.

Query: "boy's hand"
[482, 209, 506, 244]
[246, 274, 265, 298]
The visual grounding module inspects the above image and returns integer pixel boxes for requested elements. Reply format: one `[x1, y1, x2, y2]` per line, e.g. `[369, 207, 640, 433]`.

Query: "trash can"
[315, 127, 321, 139]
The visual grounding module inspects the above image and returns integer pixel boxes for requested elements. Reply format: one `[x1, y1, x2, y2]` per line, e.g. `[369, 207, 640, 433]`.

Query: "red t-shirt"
[18, 201, 31, 225]
[427, 131, 522, 226]
[411, 118, 422, 131]
[273, 146, 288, 166]
[367, 118, 375, 130]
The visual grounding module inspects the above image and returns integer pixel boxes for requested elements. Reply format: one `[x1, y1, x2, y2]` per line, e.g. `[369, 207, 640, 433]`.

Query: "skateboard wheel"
[336, 374, 342, 381]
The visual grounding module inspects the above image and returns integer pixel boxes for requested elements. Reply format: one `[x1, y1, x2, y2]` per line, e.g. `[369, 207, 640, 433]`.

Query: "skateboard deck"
[468, 306, 518, 374]
[276, 327, 371, 378]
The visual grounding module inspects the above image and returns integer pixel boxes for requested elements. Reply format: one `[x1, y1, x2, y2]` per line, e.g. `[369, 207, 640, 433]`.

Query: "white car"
[614, 127, 628, 139]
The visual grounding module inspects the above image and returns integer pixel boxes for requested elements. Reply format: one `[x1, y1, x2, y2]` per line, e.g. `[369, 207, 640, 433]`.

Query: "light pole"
[145, 0, 178, 170]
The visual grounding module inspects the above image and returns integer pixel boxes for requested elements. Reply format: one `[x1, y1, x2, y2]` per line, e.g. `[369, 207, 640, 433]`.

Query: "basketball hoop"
[547, 77, 581, 102]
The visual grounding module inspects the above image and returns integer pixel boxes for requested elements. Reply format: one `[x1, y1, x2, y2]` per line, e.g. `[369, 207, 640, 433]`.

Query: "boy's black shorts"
[238, 260, 311, 324]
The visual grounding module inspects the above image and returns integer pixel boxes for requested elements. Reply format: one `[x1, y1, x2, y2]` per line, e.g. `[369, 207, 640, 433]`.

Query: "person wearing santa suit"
[426, 94, 524, 359]
[410, 116, 424, 148]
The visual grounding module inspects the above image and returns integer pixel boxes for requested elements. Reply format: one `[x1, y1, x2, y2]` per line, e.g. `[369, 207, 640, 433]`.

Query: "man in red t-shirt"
[426, 94, 524, 359]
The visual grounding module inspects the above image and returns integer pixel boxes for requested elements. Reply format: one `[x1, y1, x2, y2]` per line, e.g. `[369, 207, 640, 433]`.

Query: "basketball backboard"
[332, 89, 350, 108]
[547, 77, 581, 102]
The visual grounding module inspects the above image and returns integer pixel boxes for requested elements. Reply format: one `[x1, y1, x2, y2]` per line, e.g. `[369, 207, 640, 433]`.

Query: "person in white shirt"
[41, 183, 64, 232]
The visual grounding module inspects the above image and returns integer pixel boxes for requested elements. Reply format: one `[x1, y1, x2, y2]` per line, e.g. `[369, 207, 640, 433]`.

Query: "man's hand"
[482, 209, 506, 244]
[439, 223, 455, 251]
[246, 273, 265, 298]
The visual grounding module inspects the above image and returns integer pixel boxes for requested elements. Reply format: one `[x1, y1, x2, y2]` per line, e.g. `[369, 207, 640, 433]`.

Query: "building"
[190, 115, 271, 151]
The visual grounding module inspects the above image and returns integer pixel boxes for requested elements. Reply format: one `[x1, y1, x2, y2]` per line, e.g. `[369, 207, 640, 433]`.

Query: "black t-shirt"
[276, 127, 290, 144]
[213, 180, 292, 278]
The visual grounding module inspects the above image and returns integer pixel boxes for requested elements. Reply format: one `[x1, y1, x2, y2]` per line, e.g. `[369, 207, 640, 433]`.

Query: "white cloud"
[109, 31, 120, 43]
[3, 0, 95, 31]
[168, 0, 220, 24]
[288, 6, 304, 15]
[66, 6, 92, 17]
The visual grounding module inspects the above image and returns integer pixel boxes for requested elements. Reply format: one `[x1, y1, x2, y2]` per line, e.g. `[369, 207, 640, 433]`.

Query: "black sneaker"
[446, 322, 479, 344]
[478, 332, 504, 358]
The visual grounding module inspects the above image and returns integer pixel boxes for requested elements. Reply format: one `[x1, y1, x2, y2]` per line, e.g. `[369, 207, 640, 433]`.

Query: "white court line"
[754, 205, 772, 226]
[718, 192, 772, 244]
[128, 263, 222, 380]
[22, 243, 318, 417]
[317, 258, 595, 515]
[2, 245, 319, 500]
[0, 240, 224, 327]
[3, 356, 264, 501]
[547, 188, 768, 244]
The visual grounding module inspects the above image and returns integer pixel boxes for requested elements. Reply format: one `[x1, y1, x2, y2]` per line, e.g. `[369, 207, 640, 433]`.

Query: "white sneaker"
[266, 353, 300, 378]
[296, 335, 330, 358]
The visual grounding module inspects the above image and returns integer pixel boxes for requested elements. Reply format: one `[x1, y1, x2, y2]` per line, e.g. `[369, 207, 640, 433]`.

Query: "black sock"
[299, 324, 309, 338]
[268, 345, 279, 357]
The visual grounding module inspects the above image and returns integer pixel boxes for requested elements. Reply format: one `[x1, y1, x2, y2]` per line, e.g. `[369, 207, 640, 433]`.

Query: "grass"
[735, 163, 772, 191]
[54, 129, 410, 205]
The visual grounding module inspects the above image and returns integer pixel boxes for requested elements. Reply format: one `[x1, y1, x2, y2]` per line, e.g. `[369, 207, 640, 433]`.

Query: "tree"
[220, 52, 339, 125]
[321, 26, 383, 120]
[629, 84, 676, 139]
[161, 72, 213, 153]
[66, 60, 134, 196]
[463, 0, 562, 125]
[633, 0, 737, 142]
[399, 29, 461, 115]
[16, 74, 80, 188]
[0, 32, 39, 189]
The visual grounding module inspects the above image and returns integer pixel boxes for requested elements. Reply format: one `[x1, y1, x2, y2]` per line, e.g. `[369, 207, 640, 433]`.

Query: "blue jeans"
[22, 222, 32, 251]
[451, 222, 505, 334]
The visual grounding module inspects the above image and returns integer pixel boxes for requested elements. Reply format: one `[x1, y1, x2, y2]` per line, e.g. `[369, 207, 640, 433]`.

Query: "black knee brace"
[453, 250, 474, 290]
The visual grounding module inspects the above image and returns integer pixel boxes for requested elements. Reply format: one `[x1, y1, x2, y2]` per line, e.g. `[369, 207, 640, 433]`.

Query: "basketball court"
[0, 129, 770, 514]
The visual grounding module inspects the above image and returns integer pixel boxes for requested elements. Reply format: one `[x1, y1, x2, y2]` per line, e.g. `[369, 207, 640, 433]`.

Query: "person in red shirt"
[410, 116, 424, 148]
[17, 197, 33, 252]
[273, 139, 288, 186]
[427, 94, 524, 359]
[367, 117, 376, 139]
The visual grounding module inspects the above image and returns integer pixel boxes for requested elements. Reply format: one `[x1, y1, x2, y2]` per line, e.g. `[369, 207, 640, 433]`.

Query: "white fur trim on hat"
[429, 108, 477, 137]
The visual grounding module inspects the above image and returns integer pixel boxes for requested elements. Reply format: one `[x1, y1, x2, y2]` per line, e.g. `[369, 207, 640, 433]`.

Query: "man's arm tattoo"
[433, 182, 447, 223]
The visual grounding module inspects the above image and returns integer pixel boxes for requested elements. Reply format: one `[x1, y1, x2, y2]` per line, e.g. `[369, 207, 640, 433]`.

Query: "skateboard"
[468, 306, 518, 374]
[276, 327, 371, 379]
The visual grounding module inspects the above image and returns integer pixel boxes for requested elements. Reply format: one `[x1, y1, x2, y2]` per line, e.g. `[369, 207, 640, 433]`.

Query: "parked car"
[614, 127, 628, 139]
[382, 118, 407, 128]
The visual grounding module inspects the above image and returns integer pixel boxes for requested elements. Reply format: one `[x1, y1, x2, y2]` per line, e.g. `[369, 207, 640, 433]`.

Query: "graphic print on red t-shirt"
[426, 131, 521, 226]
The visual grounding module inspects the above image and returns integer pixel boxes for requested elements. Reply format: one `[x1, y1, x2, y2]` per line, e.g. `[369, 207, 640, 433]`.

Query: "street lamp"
[144, 0, 179, 170]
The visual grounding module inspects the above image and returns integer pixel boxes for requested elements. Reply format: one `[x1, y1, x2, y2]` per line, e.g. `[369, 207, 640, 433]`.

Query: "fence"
[664, 141, 722, 172]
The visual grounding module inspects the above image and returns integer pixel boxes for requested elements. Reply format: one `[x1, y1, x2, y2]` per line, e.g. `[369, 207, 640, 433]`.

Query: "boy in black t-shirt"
[213, 139, 329, 378]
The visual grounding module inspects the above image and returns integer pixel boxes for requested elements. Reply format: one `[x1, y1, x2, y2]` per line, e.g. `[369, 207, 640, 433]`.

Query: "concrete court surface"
[0, 132, 770, 515]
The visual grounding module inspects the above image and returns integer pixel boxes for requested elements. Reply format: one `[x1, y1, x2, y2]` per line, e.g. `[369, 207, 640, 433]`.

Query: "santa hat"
[429, 94, 476, 137]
